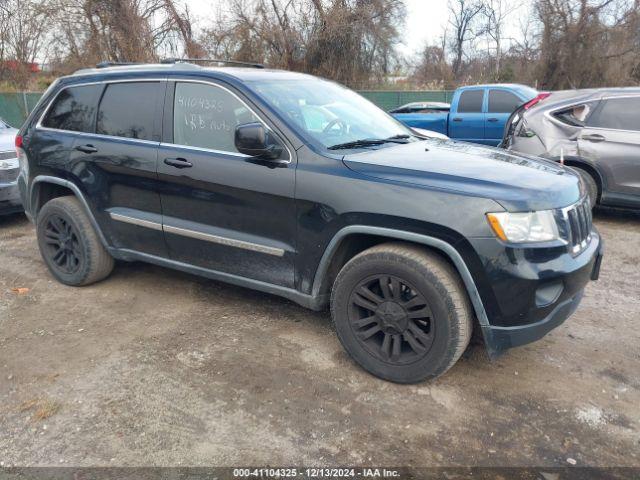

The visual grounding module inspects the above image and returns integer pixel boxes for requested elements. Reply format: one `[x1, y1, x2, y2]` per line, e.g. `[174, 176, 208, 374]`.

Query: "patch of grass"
[18, 398, 61, 421]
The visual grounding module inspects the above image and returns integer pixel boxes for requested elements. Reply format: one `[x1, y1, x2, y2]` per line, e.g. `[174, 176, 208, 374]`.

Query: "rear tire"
[571, 166, 598, 208]
[37, 196, 114, 286]
[331, 242, 473, 383]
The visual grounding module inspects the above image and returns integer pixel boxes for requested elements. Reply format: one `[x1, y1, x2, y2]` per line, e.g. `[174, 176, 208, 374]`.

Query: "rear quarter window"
[553, 102, 596, 127]
[41, 85, 101, 132]
[587, 97, 640, 131]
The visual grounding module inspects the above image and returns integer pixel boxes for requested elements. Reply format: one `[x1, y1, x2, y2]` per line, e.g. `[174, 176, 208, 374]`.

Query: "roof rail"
[161, 58, 265, 69]
[95, 61, 142, 69]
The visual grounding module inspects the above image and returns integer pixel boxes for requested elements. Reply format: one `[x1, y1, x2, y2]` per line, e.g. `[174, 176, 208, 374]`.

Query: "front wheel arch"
[310, 226, 490, 330]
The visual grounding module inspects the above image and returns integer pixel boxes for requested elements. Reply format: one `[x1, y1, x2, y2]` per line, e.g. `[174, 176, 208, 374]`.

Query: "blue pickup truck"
[391, 84, 540, 146]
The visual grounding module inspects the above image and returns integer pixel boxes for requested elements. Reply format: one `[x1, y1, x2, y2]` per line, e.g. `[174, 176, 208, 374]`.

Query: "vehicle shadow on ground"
[0, 211, 27, 227]
[112, 259, 332, 321]
[593, 205, 640, 223]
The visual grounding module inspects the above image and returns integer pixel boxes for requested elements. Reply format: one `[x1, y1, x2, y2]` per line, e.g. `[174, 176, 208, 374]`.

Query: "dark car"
[502, 88, 640, 209]
[0, 117, 22, 215]
[16, 61, 602, 383]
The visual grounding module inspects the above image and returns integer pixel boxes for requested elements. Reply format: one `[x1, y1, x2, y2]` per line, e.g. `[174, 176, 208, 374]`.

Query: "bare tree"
[535, 0, 638, 88]
[482, 0, 521, 77]
[0, 0, 53, 87]
[447, 0, 484, 79]
[163, 0, 204, 58]
[198, 0, 405, 88]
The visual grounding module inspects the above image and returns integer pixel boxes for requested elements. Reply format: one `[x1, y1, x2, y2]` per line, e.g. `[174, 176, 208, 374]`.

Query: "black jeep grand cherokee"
[16, 61, 603, 383]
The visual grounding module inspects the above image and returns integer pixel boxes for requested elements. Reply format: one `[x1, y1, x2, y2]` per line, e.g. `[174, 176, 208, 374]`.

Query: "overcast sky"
[184, 0, 529, 58]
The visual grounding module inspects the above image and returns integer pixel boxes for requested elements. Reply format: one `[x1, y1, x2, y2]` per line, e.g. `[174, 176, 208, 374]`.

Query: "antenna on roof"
[95, 61, 141, 69]
[161, 58, 265, 69]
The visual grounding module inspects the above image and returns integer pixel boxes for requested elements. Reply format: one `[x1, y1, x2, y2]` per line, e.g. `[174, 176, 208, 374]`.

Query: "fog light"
[535, 281, 564, 307]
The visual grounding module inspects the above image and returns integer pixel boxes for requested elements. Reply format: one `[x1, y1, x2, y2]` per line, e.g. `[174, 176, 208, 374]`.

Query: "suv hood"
[343, 140, 582, 211]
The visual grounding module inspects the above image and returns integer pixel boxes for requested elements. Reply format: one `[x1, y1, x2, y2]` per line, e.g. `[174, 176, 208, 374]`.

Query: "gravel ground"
[0, 208, 638, 467]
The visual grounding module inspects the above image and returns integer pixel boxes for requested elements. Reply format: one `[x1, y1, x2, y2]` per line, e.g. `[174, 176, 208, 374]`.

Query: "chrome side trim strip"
[163, 224, 285, 257]
[159, 142, 249, 158]
[109, 212, 163, 231]
[109, 211, 285, 256]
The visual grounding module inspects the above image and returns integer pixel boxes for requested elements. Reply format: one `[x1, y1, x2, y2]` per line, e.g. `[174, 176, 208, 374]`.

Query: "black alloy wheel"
[331, 242, 473, 383]
[348, 274, 435, 365]
[42, 213, 83, 275]
[36, 196, 114, 286]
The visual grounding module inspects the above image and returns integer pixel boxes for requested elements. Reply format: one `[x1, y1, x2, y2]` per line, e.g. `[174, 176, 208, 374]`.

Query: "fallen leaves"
[19, 398, 61, 422]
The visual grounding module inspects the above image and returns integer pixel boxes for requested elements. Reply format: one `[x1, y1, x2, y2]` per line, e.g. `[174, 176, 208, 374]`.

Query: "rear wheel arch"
[31, 180, 75, 217]
[30, 176, 111, 250]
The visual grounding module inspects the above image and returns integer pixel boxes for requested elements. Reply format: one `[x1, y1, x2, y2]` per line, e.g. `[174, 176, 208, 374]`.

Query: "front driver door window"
[157, 81, 296, 287]
[172, 82, 262, 153]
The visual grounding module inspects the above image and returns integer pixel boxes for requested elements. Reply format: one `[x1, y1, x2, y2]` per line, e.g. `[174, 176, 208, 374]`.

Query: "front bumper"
[0, 174, 22, 215]
[469, 229, 603, 357]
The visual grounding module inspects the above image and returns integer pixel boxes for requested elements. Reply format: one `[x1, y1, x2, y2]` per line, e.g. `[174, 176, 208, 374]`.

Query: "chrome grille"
[564, 198, 592, 254]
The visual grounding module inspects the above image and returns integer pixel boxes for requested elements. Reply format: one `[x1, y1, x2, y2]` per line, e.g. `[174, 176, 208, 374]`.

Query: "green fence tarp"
[0, 93, 43, 128]
[0, 90, 454, 128]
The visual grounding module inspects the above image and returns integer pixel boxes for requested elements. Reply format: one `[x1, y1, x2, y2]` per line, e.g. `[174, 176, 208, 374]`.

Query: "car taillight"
[523, 92, 551, 110]
[15, 134, 23, 149]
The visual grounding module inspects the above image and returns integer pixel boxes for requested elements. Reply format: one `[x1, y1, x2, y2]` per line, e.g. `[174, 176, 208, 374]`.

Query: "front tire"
[331, 242, 472, 383]
[36, 196, 114, 286]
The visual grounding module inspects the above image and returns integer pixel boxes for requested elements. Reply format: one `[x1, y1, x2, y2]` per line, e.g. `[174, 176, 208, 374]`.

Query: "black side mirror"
[235, 122, 284, 161]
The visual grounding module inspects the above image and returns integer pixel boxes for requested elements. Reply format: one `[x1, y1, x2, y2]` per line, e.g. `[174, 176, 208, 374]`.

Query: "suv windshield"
[249, 78, 414, 149]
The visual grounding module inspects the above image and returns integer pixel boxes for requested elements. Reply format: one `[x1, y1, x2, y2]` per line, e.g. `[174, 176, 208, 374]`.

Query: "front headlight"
[486, 210, 560, 243]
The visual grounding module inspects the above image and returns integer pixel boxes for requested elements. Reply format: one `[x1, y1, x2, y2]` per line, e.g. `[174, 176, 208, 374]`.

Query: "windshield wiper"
[387, 134, 411, 140]
[328, 135, 411, 150]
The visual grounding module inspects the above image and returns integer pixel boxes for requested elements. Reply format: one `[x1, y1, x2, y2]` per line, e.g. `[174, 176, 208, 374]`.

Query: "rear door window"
[172, 82, 260, 153]
[587, 97, 640, 131]
[488, 90, 522, 113]
[97, 82, 161, 141]
[41, 85, 100, 132]
[457, 90, 484, 113]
